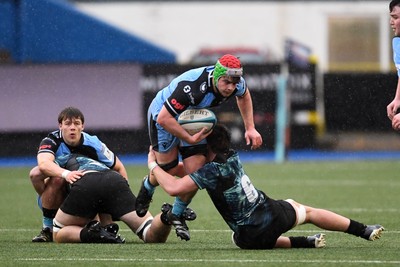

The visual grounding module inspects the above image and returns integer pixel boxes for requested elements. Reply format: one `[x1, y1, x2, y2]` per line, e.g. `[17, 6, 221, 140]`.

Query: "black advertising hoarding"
[324, 73, 395, 132]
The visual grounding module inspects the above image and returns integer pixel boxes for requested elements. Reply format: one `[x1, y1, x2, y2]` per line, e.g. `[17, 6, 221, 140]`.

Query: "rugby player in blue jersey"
[136, 54, 263, 240]
[388, 1, 400, 128]
[30, 107, 128, 242]
[148, 124, 384, 249]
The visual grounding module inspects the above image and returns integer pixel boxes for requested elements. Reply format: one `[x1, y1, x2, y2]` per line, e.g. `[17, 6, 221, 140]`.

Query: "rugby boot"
[32, 227, 53, 242]
[135, 175, 153, 217]
[306, 233, 326, 248]
[160, 203, 193, 241]
[361, 225, 384, 241]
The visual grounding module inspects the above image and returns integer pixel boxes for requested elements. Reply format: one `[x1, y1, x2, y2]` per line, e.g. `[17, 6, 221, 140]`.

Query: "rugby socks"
[289, 236, 315, 248]
[345, 219, 366, 237]
[143, 176, 155, 195]
[42, 208, 57, 230]
[172, 197, 189, 217]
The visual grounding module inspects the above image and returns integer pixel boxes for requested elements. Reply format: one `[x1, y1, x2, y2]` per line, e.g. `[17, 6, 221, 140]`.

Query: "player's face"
[390, 6, 400, 36]
[216, 76, 240, 97]
[59, 117, 84, 146]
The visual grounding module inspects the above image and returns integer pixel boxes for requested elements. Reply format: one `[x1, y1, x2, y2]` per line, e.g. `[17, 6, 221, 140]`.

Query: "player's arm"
[112, 156, 128, 180]
[387, 77, 400, 120]
[157, 106, 210, 144]
[37, 152, 83, 184]
[147, 147, 198, 196]
[388, 37, 400, 120]
[236, 89, 263, 149]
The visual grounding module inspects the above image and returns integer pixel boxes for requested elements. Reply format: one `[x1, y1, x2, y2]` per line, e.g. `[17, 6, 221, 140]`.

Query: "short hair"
[390, 0, 400, 12]
[206, 124, 231, 154]
[57, 107, 85, 124]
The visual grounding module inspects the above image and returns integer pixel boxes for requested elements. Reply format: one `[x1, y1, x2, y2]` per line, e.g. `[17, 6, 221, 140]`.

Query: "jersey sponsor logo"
[183, 85, 195, 104]
[200, 82, 207, 93]
[162, 142, 168, 149]
[39, 144, 52, 150]
[170, 98, 185, 110]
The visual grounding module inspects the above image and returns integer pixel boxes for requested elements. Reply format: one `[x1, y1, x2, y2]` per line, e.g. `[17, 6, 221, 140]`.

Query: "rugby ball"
[178, 109, 217, 135]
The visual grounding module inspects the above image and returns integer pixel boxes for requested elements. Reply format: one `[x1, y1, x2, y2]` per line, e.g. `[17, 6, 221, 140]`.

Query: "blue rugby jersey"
[148, 66, 247, 120]
[37, 130, 116, 169]
[393, 37, 400, 77]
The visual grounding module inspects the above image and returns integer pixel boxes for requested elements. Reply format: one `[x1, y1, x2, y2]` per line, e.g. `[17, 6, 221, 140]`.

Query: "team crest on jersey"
[183, 85, 191, 93]
[200, 82, 207, 93]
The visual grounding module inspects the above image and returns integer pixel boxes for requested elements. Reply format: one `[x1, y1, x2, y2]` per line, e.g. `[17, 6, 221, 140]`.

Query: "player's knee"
[29, 166, 43, 181]
[286, 199, 306, 226]
[136, 216, 153, 242]
[53, 218, 64, 233]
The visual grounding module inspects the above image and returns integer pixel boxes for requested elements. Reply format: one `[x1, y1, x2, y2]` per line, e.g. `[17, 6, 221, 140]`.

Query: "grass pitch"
[0, 160, 399, 266]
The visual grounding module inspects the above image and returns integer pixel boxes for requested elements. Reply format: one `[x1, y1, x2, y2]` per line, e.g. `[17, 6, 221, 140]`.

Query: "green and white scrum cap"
[213, 54, 243, 87]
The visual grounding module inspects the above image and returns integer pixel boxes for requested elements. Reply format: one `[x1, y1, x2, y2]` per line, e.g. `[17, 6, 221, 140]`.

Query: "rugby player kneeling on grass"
[52, 153, 186, 243]
[147, 124, 385, 249]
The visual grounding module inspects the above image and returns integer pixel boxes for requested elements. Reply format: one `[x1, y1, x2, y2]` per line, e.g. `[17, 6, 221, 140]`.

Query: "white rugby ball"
[178, 109, 217, 135]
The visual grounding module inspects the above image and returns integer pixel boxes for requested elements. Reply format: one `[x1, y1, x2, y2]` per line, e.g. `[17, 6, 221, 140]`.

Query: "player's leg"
[30, 166, 52, 242]
[287, 199, 384, 241]
[29, 166, 47, 195]
[54, 173, 125, 244]
[31, 168, 68, 242]
[161, 144, 206, 241]
[136, 148, 180, 217]
[136, 115, 181, 217]
[53, 211, 123, 243]
[53, 210, 89, 243]
[274, 234, 326, 249]
[120, 209, 171, 243]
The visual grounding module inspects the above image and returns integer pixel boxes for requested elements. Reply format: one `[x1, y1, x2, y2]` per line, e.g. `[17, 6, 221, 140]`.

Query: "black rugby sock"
[289, 236, 314, 248]
[345, 219, 366, 237]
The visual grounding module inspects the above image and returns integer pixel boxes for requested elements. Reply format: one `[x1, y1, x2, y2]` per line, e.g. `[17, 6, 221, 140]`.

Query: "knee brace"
[136, 217, 153, 242]
[53, 218, 64, 233]
[159, 158, 179, 172]
[286, 199, 306, 226]
[179, 144, 207, 160]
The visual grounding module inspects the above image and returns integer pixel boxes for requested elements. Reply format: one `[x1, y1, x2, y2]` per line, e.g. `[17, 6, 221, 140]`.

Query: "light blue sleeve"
[392, 37, 400, 77]
[82, 132, 115, 168]
[235, 77, 247, 97]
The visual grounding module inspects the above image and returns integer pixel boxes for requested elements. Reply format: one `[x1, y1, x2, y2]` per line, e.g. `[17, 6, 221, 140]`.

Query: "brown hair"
[206, 124, 231, 154]
[390, 0, 400, 12]
[57, 107, 85, 124]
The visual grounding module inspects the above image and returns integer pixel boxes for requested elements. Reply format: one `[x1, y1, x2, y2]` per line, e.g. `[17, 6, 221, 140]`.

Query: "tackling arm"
[147, 147, 198, 197]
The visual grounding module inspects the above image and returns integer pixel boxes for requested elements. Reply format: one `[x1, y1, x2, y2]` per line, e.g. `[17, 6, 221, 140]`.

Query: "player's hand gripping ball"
[178, 108, 217, 135]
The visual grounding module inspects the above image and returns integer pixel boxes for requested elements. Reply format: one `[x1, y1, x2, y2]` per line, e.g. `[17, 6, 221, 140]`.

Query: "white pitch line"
[16, 258, 400, 265]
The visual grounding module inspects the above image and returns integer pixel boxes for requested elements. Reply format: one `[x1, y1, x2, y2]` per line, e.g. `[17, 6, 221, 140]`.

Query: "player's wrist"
[148, 161, 158, 172]
[61, 170, 71, 179]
